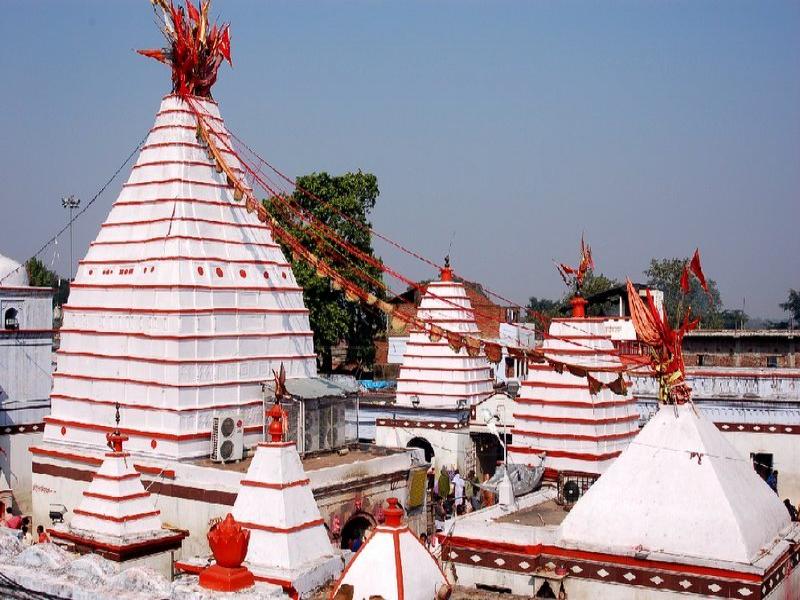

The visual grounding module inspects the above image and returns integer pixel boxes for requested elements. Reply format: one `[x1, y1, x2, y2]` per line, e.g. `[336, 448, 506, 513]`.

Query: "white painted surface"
[0, 254, 29, 288]
[233, 442, 336, 571]
[395, 278, 493, 409]
[509, 318, 638, 474]
[559, 403, 791, 564]
[42, 95, 316, 459]
[375, 424, 470, 472]
[334, 522, 447, 600]
[69, 452, 163, 537]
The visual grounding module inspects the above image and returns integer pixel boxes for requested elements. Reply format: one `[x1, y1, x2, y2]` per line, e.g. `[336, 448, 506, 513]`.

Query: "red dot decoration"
[88, 270, 93, 275]
[263, 271, 270, 279]
[150, 266, 155, 272]
[60, 426, 66, 436]
[239, 269, 247, 278]
[215, 267, 224, 277]
[150, 439, 158, 449]
[281, 272, 287, 279]
[236, 420, 243, 428]
[197, 266, 205, 276]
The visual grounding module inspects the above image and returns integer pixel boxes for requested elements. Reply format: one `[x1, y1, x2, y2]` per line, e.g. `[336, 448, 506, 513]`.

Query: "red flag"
[186, 1, 201, 24]
[680, 263, 690, 294]
[218, 26, 232, 64]
[689, 249, 709, 294]
[137, 48, 168, 64]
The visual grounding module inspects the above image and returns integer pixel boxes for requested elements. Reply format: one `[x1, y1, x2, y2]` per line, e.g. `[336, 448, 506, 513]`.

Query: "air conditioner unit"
[210, 413, 244, 463]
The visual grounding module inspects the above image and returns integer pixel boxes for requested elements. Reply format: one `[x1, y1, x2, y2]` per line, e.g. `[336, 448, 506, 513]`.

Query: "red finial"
[200, 513, 255, 592]
[570, 295, 588, 318]
[105, 402, 129, 454]
[267, 401, 284, 443]
[384, 497, 404, 527]
[440, 255, 453, 282]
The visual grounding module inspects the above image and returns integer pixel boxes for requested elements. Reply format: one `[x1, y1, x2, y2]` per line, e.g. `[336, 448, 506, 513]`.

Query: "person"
[419, 532, 428, 548]
[20, 525, 34, 546]
[4, 508, 21, 530]
[429, 528, 442, 558]
[784, 499, 798, 522]
[433, 498, 446, 532]
[452, 470, 465, 509]
[36, 525, 50, 544]
[437, 468, 450, 501]
[481, 473, 495, 507]
[349, 533, 362, 553]
[767, 470, 779, 493]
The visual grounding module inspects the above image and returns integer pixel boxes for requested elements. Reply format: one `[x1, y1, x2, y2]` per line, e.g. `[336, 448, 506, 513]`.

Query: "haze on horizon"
[1, 1, 797, 320]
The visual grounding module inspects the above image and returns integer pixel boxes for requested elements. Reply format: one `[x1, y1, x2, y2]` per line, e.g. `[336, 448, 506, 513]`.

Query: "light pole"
[61, 195, 80, 280]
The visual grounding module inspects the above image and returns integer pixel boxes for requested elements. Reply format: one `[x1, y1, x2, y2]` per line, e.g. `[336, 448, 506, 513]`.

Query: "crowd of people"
[429, 466, 496, 528]
[2, 507, 50, 545]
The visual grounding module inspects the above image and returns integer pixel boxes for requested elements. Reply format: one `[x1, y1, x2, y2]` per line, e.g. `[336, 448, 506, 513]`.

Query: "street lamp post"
[61, 195, 80, 280]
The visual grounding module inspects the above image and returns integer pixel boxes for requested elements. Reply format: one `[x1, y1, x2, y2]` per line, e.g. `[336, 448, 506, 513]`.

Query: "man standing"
[452, 470, 465, 509]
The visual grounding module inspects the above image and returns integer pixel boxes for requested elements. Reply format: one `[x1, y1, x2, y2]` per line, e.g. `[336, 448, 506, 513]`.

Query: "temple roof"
[332, 498, 448, 600]
[558, 402, 791, 565]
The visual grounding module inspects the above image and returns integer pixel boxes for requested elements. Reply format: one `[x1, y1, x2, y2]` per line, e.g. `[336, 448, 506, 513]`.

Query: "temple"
[508, 307, 639, 480]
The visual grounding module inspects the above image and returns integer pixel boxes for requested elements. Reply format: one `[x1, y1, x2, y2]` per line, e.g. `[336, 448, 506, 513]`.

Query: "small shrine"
[231, 401, 342, 597]
[48, 403, 186, 576]
[331, 497, 450, 600]
[508, 241, 639, 479]
[394, 259, 494, 410]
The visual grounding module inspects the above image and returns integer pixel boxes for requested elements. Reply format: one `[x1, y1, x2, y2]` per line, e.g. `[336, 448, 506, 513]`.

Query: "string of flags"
[188, 96, 630, 397]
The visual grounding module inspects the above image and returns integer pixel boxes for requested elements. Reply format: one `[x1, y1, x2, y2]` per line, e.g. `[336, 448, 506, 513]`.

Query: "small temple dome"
[0, 253, 28, 287]
[558, 403, 791, 564]
[331, 498, 449, 600]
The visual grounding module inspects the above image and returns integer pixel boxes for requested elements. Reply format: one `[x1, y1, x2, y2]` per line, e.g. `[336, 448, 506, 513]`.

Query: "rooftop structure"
[394, 264, 493, 410]
[508, 312, 639, 477]
[49, 407, 186, 574]
[331, 497, 449, 600]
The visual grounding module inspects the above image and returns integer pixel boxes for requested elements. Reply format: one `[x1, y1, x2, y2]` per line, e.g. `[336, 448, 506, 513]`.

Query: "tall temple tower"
[508, 300, 640, 478]
[394, 263, 493, 410]
[42, 95, 317, 460]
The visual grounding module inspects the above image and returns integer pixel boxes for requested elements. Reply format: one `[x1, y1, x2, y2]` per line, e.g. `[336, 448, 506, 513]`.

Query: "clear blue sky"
[1, 1, 798, 318]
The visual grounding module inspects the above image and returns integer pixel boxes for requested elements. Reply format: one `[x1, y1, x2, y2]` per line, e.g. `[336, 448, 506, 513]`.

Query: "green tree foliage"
[644, 258, 723, 328]
[580, 271, 621, 316]
[780, 289, 800, 324]
[25, 257, 69, 306]
[265, 171, 385, 373]
[719, 309, 749, 330]
[526, 296, 560, 320]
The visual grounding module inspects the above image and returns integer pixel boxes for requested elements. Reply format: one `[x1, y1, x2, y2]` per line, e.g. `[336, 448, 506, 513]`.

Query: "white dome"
[0, 253, 28, 287]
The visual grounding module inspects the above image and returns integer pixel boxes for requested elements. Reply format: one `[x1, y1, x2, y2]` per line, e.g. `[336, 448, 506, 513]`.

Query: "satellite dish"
[563, 480, 581, 503]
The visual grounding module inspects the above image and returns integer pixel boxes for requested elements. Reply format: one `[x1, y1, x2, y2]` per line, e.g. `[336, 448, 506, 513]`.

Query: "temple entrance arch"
[407, 437, 434, 463]
[340, 512, 375, 551]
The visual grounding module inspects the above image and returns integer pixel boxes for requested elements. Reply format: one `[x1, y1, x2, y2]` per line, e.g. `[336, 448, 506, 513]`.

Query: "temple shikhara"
[0, 2, 798, 599]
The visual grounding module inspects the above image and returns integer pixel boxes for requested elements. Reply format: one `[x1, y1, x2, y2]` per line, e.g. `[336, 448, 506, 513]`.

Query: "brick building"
[682, 329, 797, 368]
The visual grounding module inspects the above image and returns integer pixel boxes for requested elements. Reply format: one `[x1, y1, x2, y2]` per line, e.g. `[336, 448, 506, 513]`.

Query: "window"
[697, 354, 705, 367]
[505, 357, 514, 378]
[767, 356, 778, 368]
[3, 308, 19, 330]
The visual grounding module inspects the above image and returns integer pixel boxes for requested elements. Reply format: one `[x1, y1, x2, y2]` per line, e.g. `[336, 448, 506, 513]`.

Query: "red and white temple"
[331, 497, 449, 600]
[508, 302, 639, 478]
[49, 411, 186, 575]
[41, 93, 317, 460]
[394, 263, 493, 410]
[178, 404, 342, 597]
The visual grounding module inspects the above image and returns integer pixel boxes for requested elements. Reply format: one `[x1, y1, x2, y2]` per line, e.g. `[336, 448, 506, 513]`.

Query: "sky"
[1, 1, 798, 319]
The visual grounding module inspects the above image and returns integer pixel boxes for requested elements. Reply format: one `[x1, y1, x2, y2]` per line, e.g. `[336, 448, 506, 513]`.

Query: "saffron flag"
[680, 264, 690, 294]
[689, 249, 709, 294]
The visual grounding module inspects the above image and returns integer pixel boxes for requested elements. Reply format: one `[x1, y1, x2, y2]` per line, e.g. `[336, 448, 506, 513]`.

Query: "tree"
[526, 296, 560, 320]
[25, 257, 69, 307]
[780, 289, 800, 325]
[265, 171, 385, 373]
[644, 258, 723, 328]
[719, 309, 749, 330]
[579, 271, 621, 316]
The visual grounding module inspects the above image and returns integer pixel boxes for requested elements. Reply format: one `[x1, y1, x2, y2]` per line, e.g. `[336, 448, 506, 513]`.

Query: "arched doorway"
[407, 437, 434, 463]
[340, 513, 375, 551]
[3, 308, 19, 331]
